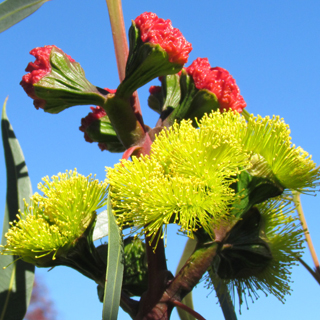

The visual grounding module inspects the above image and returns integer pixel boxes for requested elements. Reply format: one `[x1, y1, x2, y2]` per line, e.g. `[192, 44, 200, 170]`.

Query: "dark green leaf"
[0, 0, 49, 33]
[0, 98, 35, 320]
[175, 239, 197, 320]
[102, 194, 124, 320]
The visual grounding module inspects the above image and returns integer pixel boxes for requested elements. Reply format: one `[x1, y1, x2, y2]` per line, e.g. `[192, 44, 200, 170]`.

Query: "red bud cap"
[20, 45, 75, 110]
[185, 58, 246, 113]
[20, 46, 108, 114]
[134, 12, 192, 65]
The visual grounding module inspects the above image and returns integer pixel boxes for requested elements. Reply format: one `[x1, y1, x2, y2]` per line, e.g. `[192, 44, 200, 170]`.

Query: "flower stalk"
[293, 192, 320, 279]
[105, 0, 142, 117]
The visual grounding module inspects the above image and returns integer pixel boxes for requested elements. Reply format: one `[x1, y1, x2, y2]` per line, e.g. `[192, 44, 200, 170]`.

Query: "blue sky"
[1, 1, 320, 319]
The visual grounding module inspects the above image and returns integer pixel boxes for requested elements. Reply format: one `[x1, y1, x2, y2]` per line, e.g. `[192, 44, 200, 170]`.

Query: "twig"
[170, 299, 206, 320]
[293, 192, 320, 271]
[297, 257, 320, 285]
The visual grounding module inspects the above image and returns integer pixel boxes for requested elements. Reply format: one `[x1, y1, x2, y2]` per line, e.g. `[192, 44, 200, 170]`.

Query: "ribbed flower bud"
[20, 45, 109, 114]
[148, 58, 246, 126]
[185, 58, 246, 113]
[116, 12, 192, 99]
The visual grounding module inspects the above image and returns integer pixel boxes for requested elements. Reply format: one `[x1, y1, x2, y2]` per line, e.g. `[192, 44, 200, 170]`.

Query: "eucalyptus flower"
[107, 113, 248, 246]
[1, 169, 108, 268]
[107, 110, 319, 249]
[117, 12, 192, 99]
[209, 198, 304, 309]
[242, 114, 319, 192]
[200, 111, 320, 193]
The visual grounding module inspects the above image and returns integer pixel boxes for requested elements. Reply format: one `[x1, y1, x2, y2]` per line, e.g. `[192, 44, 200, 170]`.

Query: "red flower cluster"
[20, 45, 75, 109]
[79, 106, 107, 142]
[185, 58, 246, 113]
[134, 12, 192, 65]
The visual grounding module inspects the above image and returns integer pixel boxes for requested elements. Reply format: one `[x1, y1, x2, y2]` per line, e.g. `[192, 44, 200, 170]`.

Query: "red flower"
[79, 106, 107, 142]
[134, 12, 192, 65]
[185, 58, 246, 113]
[20, 45, 75, 109]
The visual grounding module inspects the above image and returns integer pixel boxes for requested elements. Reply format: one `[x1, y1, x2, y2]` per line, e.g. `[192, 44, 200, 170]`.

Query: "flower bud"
[148, 74, 182, 120]
[80, 105, 125, 153]
[148, 85, 164, 114]
[20, 45, 108, 114]
[116, 12, 192, 99]
[149, 59, 246, 126]
[185, 58, 246, 113]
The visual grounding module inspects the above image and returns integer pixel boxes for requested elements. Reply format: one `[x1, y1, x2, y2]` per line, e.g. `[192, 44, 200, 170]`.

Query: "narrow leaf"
[102, 194, 124, 320]
[209, 271, 237, 320]
[175, 239, 197, 320]
[0, 0, 49, 33]
[93, 210, 108, 241]
[0, 98, 35, 320]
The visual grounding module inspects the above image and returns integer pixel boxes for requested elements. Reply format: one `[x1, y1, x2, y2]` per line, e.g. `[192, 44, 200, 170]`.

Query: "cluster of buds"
[19, 13, 245, 152]
[5, 10, 319, 312]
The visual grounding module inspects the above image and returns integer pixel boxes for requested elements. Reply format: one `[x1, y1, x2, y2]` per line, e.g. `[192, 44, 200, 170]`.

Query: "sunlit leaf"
[102, 194, 124, 320]
[0, 98, 35, 320]
[0, 0, 49, 33]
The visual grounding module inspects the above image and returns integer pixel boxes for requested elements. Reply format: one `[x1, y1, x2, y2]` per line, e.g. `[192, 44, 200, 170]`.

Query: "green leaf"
[0, 0, 49, 33]
[102, 194, 124, 320]
[175, 239, 197, 320]
[0, 98, 35, 320]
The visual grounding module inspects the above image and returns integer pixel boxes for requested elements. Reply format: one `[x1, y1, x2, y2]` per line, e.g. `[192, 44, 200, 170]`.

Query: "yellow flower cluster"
[1, 170, 108, 266]
[107, 110, 319, 245]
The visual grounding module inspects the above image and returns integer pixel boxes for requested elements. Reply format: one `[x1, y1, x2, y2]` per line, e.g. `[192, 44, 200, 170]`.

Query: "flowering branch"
[4, 2, 320, 320]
